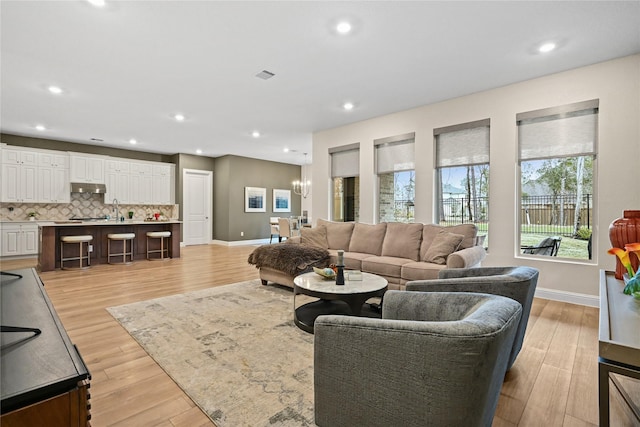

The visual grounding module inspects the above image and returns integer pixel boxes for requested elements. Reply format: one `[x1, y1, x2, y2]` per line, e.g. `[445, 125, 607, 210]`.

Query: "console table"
[598, 270, 640, 426]
[1, 268, 91, 426]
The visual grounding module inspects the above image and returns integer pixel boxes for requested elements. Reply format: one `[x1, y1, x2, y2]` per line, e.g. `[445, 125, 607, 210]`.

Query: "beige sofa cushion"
[401, 261, 446, 282]
[421, 223, 478, 259]
[422, 230, 465, 264]
[349, 223, 387, 255]
[362, 256, 413, 279]
[381, 223, 424, 261]
[300, 225, 328, 248]
[317, 219, 354, 250]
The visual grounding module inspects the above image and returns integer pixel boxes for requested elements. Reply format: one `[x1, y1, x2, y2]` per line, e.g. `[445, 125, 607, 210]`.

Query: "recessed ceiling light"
[174, 114, 185, 122]
[196, 149, 203, 155]
[538, 42, 556, 53]
[35, 124, 46, 131]
[336, 21, 352, 34]
[252, 131, 260, 138]
[129, 139, 137, 145]
[48, 85, 63, 94]
[87, 0, 106, 7]
[284, 148, 290, 153]
[343, 102, 354, 111]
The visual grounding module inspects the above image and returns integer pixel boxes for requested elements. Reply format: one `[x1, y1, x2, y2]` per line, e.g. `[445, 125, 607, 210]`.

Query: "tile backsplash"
[0, 193, 178, 221]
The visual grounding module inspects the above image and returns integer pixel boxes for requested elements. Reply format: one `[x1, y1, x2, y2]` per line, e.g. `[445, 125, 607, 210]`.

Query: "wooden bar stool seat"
[107, 233, 135, 264]
[146, 231, 171, 260]
[60, 235, 93, 270]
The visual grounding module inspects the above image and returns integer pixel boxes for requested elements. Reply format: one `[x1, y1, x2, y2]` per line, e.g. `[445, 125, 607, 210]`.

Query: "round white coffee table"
[293, 271, 388, 333]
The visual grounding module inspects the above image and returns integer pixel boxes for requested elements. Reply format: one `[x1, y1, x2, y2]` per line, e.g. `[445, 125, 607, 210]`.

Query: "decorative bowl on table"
[313, 267, 336, 279]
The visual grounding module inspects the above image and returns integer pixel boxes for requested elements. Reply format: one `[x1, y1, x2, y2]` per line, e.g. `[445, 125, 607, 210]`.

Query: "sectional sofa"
[254, 219, 486, 290]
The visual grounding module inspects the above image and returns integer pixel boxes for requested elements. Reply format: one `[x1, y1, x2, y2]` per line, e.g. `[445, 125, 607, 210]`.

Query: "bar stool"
[146, 231, 171, 260]
[60, 235, 93, 270]
[107, 233, 135, 264]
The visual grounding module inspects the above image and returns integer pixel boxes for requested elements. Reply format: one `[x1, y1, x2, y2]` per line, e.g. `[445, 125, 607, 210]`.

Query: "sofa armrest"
[446, 245, 486, 268]
[285, 235, 301, 244]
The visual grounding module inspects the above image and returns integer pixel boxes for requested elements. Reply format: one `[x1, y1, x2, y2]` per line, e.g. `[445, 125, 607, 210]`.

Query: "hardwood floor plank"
[2, 247, 618, 426]
[518, 364, 572, 425]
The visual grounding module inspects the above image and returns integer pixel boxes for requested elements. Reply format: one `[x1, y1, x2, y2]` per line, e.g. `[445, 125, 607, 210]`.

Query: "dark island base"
[38, 222, 181, 271]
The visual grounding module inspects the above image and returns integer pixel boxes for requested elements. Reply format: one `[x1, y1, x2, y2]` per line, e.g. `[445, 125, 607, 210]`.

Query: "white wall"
[312, 54, 640, 301]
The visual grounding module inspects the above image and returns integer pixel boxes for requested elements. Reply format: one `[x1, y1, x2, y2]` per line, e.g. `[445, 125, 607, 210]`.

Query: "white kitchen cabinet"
[104, 159, 131, 203]
[1, 151, 38, 203]
[37, 151, 70, 203]
[1, 222, 38, 256]
[129, 171, 153, 204]
[70, 154, 105, 183]
[152, 164, 174, 205]
[38, 166, 70, 203]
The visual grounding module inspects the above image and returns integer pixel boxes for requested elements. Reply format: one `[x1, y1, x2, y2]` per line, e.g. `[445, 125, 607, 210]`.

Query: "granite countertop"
[35, 219, 182, 226]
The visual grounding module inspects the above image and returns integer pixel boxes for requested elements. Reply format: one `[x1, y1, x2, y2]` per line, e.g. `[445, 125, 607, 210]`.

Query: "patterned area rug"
[107, 280, 315, 426]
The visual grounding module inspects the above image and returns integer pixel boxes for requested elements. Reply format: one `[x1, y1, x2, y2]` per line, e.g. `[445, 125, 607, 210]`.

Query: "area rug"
[107, 280, 316, 427]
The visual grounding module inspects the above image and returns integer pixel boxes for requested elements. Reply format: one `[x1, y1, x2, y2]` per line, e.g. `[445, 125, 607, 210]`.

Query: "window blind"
[375, 137, 415, 174]
[435, 120, 489, 167]
[330, 148, 359, 178]
[518, 100, 598, 161]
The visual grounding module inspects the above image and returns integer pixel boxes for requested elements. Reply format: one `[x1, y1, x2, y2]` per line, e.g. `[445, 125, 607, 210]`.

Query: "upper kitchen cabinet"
[104, 159, 130, 203]
[70, 153, 105, 183]
[152, 163, 175, 205]
[1, 147, 38, 203]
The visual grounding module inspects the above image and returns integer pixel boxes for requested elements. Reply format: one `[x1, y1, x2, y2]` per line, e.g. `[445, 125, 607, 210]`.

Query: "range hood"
[70, 182, 107, 194]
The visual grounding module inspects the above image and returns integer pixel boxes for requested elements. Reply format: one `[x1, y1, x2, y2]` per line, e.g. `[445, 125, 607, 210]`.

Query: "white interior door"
[183, 169, 212, 246]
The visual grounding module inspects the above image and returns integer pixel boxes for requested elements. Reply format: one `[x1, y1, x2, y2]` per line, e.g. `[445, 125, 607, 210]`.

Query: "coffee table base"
[294, 299, 382, 333]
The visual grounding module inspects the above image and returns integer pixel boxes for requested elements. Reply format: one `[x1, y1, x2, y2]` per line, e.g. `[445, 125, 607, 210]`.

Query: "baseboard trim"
[211, 239, 270, 247]
[535, 287, 599, 307]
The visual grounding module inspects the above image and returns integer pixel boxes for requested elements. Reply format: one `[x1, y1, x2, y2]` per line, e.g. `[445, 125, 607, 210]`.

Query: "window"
[330, 144, 359, 222]
[435, 120, 490, 246]
[375, 133, 415, 223]
[517, 100, 598, 260]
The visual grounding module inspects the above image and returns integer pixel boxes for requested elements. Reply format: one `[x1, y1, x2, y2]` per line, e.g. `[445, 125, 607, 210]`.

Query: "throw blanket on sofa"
[247, 243, 330, 277]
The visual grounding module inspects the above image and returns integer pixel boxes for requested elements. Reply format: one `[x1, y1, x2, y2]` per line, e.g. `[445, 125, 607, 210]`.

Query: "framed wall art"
[245, 187, 266, 212]
[273, 189, 291, 213]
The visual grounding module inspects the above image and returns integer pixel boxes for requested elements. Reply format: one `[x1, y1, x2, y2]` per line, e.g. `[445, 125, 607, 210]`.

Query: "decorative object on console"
[609, 210, 640, 279]
[608, 242, 640, 296]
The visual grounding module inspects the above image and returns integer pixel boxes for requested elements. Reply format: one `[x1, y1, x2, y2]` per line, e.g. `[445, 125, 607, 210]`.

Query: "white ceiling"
[1, 1, 639, 165]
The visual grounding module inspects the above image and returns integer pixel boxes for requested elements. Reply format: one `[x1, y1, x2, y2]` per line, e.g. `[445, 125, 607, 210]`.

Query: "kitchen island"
[37, 220, 181, 271]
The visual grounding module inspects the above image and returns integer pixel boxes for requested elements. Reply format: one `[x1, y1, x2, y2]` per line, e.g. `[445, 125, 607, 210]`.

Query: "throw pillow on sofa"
[349, 223, 387, 255]
[317, 219, 355, 250]
[422, 230, 465, 265]
[300, 225, 328, 248]
[381, 222, 424, 261]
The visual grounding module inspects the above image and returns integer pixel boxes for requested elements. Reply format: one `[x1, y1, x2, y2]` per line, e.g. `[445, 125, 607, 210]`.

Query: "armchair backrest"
[406, 266, 539, 370]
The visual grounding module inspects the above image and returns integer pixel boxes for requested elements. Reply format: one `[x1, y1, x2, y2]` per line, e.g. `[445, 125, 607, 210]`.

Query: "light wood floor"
[1, 246, 629, 426]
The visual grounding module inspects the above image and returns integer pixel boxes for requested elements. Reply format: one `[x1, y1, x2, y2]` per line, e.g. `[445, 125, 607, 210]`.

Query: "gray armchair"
[314, 291, 522, 427]
[405, 266, 539, 369]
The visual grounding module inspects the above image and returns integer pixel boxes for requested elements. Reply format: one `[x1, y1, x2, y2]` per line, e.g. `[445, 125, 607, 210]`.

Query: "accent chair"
[314, 291, 522, 427]
[405, 266, 539, 369]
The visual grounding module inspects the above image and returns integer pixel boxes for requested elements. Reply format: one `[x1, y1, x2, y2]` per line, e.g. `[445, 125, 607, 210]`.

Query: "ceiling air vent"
[255, 70, 275, 80]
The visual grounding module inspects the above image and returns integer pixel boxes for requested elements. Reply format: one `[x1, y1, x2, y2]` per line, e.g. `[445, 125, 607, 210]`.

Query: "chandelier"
[293, 153, 311, 198]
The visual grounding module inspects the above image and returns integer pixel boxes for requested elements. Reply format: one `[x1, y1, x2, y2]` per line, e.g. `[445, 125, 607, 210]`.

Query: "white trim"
[534, 287, 599, 307]
[211, 238, 270, 246]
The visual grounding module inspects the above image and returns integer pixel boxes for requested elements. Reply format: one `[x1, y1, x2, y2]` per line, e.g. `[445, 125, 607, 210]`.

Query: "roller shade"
[375, 138, 415, 173]
[435, 120, 489, 167]
[331, 148, 359, 178]
[518, 100, 598, 161]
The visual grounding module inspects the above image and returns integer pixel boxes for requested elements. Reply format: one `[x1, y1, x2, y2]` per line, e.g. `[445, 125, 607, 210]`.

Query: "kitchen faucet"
[113, 199, 120, 222]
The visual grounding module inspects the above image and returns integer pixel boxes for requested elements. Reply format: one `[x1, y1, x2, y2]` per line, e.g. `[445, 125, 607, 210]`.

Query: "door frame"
[182, 168, 213, 246]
